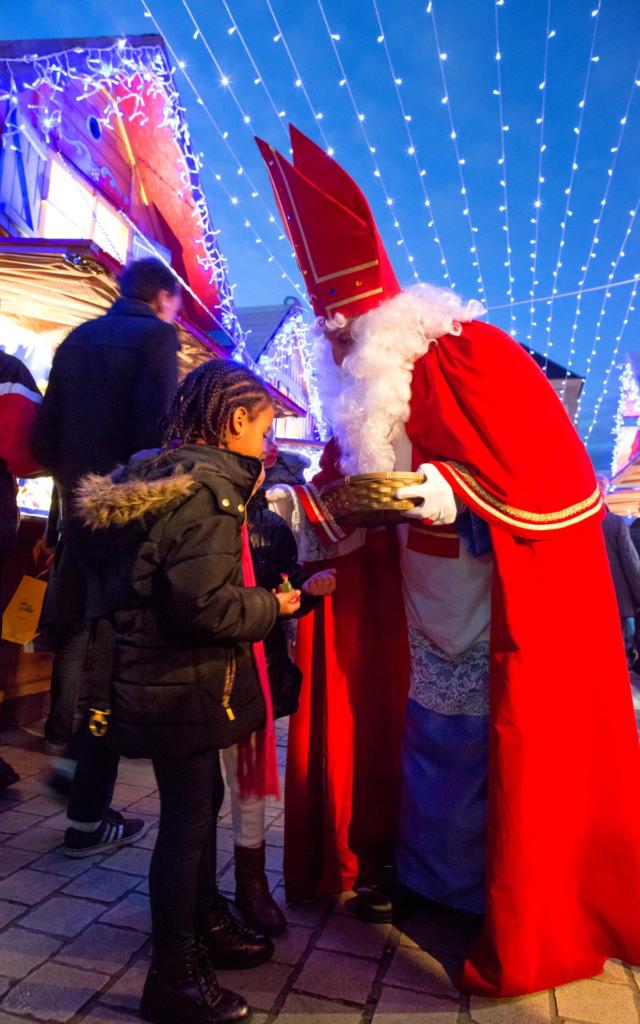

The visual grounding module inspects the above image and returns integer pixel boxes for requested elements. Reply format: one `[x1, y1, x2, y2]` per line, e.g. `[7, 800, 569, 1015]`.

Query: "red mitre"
[255, 125, 401, 320]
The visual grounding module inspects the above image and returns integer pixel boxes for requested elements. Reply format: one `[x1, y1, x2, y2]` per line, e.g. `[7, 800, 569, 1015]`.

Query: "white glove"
[395, 463, 458, 523]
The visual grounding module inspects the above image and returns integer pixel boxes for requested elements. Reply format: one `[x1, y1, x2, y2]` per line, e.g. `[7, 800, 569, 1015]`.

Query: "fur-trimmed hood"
[75, 444, 263, 532]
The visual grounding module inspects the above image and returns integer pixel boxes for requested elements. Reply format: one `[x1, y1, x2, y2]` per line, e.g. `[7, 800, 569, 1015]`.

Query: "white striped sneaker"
[63, 808, 149, 858]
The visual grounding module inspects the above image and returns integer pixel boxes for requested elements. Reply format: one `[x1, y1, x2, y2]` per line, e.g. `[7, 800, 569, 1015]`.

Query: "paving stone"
[0, 900, 25, 927]
[5, 826, 63, 853]
[271, 924, 314, 965]
[216, 827, 236, 853]
[273, 893, 331, 928]
[295, 949, 378, 1004]
[470, 991, 552, 1023]
[0, 1008, 34, 1024]
[264, 844, 283, 872]
[2, 959, 108, 1021]
[265, 826, 284, 848]
[317, 914, 392, 959]
[101, 846, 152, 876]
[0, 981, 8, 998]
[0, 809, 45, 834]
[100, 893, 151, 933]
[133, 826, 158, 851]
[555, 977, 639, 1024]
[276, 992, 362, 1023]
[111, 784, 155, 807]
[80, 1005, 139, 1024]
[399, 909, 481, 957]
[215, 962, 292, 1012]
[63, 868, 138, 903]
[20, 894, 104, 936]
[0, 868, 63, 905]
[99, 959, 148, 1011]
[30, 849, 100, 877]
[0, 926, 61, 978]
[18, 795, 64, 817]
[57, 922, 147, 974]
[41, 812, 72, 832]
[136, 877, 149, 895]
[372, 986, 460, 1023]
[597, 959, 632, 985]
[0, 845, 38, 877]
[384, 947, 462, 997]
[126, 796, 160, 816]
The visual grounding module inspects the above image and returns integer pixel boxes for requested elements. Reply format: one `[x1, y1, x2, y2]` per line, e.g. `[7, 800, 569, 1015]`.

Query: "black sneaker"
[63, 808, 148, 858]
[0, 755, 19, 791]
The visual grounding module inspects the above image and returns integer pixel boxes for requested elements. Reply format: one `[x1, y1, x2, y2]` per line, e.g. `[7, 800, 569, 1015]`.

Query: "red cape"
[405, 320, 640, 995]
[284, 442, 410, 899]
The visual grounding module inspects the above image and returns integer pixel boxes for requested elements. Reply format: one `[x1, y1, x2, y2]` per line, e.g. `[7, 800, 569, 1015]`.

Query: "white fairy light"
[574, 197, 640, 425]
[139, 0, 309, 306]
[264, 0, 334, 153]
[561, 52, 640, 406]
[218, 0, 290, 142]
[526, 0, 552, 354]
[315, 0, 419, 279]
[542, 1, 602, 371]
[427, 0, 489, 306]
[493, 0, 516, 335]
[584, 277, 640, 444]
[371, 0, 455, 287]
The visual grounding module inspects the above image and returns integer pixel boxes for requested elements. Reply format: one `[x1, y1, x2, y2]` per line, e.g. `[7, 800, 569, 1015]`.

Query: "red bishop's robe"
[283, 442, 410, 900]
[404, 319, 640, 996]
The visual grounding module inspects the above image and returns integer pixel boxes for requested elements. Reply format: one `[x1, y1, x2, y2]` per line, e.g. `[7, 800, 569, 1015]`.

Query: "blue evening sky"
[3, 0, 640, 469]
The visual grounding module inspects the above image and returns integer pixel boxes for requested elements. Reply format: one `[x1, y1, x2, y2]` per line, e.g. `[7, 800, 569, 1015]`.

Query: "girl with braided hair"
[74, 359, 301, 1024]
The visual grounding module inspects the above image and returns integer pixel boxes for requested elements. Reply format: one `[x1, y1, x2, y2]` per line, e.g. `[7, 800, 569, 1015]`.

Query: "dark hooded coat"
[74, 444, 278, 758]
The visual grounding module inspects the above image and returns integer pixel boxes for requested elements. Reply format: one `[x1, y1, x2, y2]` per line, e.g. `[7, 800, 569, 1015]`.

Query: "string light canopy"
[3, 1, 640, 470]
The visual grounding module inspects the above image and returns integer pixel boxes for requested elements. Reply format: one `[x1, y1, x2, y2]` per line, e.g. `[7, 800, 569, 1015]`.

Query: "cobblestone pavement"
[0, 722, 639, 1024]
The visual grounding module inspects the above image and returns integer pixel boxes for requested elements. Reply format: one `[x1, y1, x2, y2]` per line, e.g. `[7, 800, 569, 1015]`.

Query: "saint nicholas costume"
[256, 125, 640, 997]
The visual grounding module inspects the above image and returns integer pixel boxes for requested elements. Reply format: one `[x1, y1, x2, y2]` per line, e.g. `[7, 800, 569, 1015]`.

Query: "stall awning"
[607, 454, 640, 516]
[0, 237, 304, 416]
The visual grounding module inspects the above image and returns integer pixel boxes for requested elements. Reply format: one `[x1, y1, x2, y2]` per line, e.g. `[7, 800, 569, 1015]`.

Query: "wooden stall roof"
[0, 238, 303, 416]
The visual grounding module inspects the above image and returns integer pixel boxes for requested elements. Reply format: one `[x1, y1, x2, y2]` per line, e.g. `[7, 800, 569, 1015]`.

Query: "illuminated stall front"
[0, 35, 302, 721]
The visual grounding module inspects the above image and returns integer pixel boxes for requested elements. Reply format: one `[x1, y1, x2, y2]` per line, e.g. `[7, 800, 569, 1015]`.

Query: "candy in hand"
[278, 573, 293, 593]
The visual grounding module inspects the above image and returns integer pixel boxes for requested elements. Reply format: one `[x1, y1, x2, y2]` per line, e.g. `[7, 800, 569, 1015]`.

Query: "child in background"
[223, 433, 336, 934]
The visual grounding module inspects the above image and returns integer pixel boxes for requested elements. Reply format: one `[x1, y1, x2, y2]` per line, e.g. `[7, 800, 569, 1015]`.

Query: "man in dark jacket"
[32, 257, 180, 853]
[597, 475, 640, 668]
[0, 350, 42, 789]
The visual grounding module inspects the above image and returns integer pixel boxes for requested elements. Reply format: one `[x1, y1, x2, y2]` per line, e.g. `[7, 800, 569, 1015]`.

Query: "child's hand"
[302, 568, 337, 597]
[274, 589, 302, 616]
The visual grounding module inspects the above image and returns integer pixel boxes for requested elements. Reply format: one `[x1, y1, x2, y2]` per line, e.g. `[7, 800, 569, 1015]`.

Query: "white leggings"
[221, 744, 266, 849]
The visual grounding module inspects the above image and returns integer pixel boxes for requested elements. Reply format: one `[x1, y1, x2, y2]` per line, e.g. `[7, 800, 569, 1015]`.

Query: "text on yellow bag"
[2, 575, 47, 645]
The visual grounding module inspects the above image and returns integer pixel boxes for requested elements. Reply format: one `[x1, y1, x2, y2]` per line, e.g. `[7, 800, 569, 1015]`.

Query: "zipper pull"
[225, 705, 236, 721]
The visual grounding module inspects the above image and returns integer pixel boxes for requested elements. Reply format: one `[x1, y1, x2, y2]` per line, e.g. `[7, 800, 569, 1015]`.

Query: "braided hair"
[165, 359, 272, 447]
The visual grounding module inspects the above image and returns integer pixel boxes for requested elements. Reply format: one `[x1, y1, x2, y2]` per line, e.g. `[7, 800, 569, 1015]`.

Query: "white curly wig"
[313, 283, 484, 473]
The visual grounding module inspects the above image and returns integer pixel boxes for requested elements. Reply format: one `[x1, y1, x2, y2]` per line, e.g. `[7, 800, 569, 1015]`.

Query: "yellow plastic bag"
[1, 575, 47, 645]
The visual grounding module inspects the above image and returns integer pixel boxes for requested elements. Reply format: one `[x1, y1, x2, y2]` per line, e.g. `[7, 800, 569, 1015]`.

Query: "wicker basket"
[320, 471, 425, 527]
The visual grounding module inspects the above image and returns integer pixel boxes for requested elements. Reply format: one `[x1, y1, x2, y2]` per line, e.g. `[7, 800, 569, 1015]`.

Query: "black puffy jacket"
[75, 444, 279, 759]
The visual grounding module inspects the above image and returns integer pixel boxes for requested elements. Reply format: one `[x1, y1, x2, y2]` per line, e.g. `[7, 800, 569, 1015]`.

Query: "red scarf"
[236, 523, 280, 800]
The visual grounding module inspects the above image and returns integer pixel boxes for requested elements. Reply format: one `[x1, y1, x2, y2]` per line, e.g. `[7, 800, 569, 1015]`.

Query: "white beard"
[313, 284, 484, 474]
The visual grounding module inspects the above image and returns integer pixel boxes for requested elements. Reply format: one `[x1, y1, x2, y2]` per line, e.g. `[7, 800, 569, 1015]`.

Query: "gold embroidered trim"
[447, 462, 600, 523]
[325, 288, 383, 312]
[316, 260, 379, 284]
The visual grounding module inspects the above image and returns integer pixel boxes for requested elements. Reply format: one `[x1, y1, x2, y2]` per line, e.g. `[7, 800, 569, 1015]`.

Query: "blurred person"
[0, 349, 42, 789]
[32, 256, 180, 849]
[597, 474, 640, 669]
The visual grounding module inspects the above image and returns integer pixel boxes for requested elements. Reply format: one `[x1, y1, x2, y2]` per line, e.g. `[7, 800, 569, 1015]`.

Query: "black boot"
[234, 844, 287, 936]
[140, 943, 250, 1024]
[199, 895, 274, 970]
[0, 755, 19, 791]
